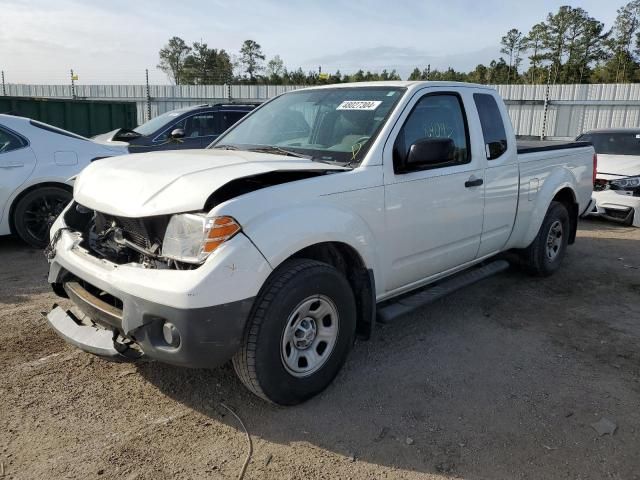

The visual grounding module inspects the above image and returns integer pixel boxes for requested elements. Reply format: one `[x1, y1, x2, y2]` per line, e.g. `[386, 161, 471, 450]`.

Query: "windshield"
[210, 86, 406, 164]
[134, 109, 186, 136]
[577, 132, 640, 156]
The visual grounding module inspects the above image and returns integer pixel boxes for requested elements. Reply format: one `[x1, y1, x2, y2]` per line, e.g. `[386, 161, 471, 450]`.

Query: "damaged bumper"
[45, 286, 254, 368]
[588, 190, 640, 227]
[47, 305, 135, 361]
[46, 218, 271, 368]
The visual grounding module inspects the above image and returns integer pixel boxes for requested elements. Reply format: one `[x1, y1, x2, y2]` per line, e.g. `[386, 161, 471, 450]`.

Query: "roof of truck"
[300, 81, 495, 91]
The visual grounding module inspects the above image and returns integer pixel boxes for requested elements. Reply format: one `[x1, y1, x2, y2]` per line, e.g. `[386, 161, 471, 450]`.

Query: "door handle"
[465, 177, 483, 188]
[0, 162, 24, 169]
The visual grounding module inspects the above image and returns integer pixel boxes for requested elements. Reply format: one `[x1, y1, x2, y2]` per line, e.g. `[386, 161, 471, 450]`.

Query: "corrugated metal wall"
[4, 83, 640, 138]
[3, 84, 303, 125]
[492, 84, 640, 139]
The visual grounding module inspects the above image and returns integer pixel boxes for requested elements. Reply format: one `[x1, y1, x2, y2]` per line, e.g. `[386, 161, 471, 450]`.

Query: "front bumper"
[46, 216, 271, 368]
[47, 305, 133, 361]
[45, 284, 254, 368]
[588, 189, 640, 227]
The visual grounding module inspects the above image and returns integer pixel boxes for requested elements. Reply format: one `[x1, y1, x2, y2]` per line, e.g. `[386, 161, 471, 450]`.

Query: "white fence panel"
[4, 82, 640, 137]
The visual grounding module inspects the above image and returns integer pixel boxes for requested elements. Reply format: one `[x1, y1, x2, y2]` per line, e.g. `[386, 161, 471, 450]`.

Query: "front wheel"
[13, 186, 72, 248]
[232, 259, 356, 405]
[519, 201, 570, 277]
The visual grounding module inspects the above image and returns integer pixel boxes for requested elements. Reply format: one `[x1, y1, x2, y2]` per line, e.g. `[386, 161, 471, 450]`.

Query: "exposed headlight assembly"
[162, 213, 241, 264]
[610, 176, 640, 190]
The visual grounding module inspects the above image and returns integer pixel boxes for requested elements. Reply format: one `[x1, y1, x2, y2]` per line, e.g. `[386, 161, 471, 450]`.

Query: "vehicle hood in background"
[596, 154, 640, 180]
[73, 149, 349, 217]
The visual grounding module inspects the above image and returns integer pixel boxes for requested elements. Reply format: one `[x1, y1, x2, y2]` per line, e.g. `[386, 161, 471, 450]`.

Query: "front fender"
[242, 204, 381, 281]
[508, 167, 578, 249]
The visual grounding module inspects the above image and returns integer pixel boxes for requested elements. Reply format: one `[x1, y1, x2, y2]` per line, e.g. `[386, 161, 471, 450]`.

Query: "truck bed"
[517, 140, 591, 154]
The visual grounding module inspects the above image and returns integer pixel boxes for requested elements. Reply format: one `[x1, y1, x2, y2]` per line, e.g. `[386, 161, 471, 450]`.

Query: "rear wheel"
[232, 259, 356, 405]
[13, 186, 71, 248]
[519, 201, 570, 276]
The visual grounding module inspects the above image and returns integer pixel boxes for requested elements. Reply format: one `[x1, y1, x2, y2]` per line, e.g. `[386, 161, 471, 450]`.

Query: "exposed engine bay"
[62, 170, 329, 269]
[63, 202, 176, 268]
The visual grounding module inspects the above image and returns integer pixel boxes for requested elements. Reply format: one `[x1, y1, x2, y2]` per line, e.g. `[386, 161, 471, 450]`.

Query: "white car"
[0, 115, 128, 247]
[577, 129, 640, 226]
[45, 82, 594, 404]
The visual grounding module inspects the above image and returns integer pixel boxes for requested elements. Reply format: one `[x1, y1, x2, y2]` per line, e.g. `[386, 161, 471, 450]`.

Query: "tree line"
[157, 38, 401, 85]
[158, 1, 640, 85]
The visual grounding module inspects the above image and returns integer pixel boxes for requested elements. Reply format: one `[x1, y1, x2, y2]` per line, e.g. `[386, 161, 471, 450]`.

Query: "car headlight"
[162, 213, 241, 264]
[610, 176, 640, 190]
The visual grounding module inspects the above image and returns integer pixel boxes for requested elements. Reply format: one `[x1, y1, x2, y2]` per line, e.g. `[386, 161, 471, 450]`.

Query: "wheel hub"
[281, 295, 340, 378]
[292, 317, 317, 349]
[546, 220, 563, 260]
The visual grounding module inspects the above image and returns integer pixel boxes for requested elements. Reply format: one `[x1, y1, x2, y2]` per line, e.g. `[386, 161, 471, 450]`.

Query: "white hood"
[596, 154, 640, 180]
[73, 149, 348, 217]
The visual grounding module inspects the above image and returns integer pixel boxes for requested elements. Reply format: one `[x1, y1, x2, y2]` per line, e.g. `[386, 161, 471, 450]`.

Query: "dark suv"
[93, 103, 259, 152]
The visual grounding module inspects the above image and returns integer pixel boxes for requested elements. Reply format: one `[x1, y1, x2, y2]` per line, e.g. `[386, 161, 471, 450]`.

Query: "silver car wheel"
[546, 220, 563, 260]
[281, 295, 339, 378]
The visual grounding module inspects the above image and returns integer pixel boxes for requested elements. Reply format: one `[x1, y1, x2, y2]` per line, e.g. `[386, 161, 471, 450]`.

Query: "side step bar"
[377, 260, 510, 323]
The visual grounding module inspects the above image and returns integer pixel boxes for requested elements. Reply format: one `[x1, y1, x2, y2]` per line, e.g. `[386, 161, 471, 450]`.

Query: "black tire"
[232, 259, 356, 405]
[13, 186, 72, 248]
[520, 201, 570, 277]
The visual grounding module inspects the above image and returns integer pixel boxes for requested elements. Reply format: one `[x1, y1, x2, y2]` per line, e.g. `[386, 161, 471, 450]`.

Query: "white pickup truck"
[45, 81, 595, 405]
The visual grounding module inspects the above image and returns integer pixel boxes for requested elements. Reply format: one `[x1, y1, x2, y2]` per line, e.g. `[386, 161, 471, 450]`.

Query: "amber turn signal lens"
[202, 216, 241, 253]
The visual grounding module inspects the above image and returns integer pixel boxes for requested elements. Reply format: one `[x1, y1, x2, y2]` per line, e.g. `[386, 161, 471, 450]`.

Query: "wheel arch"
[270, 241, 376, 340]
[551, 187, 578, 244]
[509, 172, 580, 250]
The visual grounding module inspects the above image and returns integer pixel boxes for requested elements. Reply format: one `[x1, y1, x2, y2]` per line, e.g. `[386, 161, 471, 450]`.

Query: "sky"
[0, 0, 621, 85]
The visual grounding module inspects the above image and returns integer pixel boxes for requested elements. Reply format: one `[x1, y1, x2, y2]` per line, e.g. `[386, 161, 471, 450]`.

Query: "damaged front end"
[591, 176, 640, 226]
[60, 202, 211, 270]
[45, 201, 260, 367]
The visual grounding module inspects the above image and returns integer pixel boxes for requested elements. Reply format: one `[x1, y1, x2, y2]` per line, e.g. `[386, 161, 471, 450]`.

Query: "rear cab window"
[473, 93, 507, 160]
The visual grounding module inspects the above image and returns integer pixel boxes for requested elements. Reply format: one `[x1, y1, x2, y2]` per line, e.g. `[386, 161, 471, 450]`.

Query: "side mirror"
[485, 140, 507, 160]
[401, 138, 455, 172]
[170, 128, 185, 139]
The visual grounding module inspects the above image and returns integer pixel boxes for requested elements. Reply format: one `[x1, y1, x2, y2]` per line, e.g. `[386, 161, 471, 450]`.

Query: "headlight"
[162, 213, 241, 264]
[610, 176, 640, 190]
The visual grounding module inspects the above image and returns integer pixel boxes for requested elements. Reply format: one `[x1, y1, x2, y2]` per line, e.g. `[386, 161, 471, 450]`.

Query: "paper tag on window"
[337, 100, 382, 111]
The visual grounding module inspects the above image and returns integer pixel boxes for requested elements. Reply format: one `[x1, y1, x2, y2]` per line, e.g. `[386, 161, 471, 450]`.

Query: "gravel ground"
[1, 218, 639, 480]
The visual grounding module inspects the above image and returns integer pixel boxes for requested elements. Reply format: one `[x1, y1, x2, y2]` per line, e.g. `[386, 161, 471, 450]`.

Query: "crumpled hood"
[596, 154, 640, 180]
[73, 149, 348, 217]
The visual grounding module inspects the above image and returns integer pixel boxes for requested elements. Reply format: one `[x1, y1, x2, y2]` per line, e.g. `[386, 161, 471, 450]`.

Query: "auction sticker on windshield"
[337, 100, 382, 111]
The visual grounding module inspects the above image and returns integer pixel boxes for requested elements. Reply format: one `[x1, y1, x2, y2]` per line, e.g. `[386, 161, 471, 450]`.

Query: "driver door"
[0, 127, 37, 223]
[382, 90, 485, 293]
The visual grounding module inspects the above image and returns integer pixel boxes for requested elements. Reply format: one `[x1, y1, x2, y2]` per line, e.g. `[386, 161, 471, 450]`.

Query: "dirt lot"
[1, 219, 639, 480]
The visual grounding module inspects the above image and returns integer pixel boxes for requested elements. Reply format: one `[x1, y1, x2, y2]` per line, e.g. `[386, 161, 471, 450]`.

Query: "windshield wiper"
[247, 145, 311, 159]
[211, 144, 240, 150]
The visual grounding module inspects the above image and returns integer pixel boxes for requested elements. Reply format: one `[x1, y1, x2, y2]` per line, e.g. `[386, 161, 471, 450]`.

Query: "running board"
[376, 260, 510, 323]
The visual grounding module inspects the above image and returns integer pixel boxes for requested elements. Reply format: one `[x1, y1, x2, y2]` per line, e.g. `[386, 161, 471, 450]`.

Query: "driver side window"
[155, 118, 187, 143]
[393, 93, 469, 172]
[0, 127, 27, 154]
